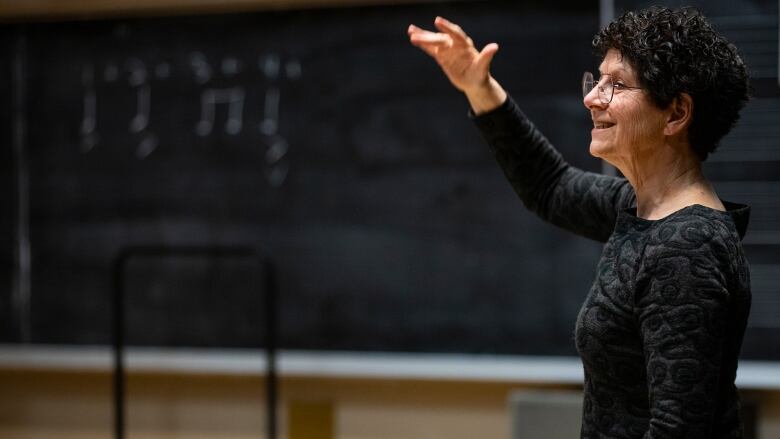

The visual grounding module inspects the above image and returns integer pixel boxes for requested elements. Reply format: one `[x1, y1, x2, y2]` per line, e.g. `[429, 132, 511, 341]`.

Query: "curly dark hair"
[592, 6, 750, 161]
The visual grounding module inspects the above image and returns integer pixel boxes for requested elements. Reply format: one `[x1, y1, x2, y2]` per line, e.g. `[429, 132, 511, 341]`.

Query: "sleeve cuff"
[469, 94, 534, 140]
[468, 94, 515, 121]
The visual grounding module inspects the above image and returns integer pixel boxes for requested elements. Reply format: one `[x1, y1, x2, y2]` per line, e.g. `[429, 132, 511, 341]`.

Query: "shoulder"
[636, 206, 742, 304]
[642, 205, 738, 258]
[633, 207, 749, 352]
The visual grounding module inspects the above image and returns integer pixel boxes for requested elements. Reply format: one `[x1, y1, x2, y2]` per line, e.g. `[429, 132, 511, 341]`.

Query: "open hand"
[408, 16, 499, 94]
[408, 17, 506, 114]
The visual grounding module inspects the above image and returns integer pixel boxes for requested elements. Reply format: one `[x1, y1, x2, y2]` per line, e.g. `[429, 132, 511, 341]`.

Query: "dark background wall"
[0, 0, 778, 360]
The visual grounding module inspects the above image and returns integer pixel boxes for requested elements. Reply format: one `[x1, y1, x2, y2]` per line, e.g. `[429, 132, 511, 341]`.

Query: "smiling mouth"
[594, 123, 615, 129]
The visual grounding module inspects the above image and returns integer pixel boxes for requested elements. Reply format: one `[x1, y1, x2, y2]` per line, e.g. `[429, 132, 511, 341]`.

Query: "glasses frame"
[582, 71, 644, 104]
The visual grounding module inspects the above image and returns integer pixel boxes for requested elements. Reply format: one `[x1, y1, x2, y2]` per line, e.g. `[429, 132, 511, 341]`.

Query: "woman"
[409, 7, 751, 438]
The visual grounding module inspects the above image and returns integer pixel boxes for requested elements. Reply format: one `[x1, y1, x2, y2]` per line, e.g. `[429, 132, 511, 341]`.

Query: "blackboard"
[2, 0, 779, 360]
[0, 29, 14, 345]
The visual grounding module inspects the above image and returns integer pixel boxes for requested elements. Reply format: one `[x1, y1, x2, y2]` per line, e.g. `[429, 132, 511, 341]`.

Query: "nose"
[583, 85, 607, 111]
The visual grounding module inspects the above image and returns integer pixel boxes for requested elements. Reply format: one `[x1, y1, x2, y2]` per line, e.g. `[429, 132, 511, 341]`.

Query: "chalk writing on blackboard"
[78, 52, 300, 187]
[195, 87, 245, 136]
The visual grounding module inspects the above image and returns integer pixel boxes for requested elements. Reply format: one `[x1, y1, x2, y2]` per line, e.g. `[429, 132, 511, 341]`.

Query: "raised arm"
[408, 18, 635, 242]
[474, 96, 635, 242]
[408, 16, 506, 114]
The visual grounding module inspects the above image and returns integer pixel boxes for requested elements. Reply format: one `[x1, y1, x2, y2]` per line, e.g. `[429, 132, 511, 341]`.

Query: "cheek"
[619, 106, 665, 147]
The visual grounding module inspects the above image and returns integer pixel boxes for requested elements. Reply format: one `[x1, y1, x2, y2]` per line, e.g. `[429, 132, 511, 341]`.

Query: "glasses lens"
[599, 78, 613, 104]
[582, 72, 594, 99]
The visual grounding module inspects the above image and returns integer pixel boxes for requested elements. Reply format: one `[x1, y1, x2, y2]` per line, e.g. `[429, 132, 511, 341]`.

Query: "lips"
[594, 122, 615, 129]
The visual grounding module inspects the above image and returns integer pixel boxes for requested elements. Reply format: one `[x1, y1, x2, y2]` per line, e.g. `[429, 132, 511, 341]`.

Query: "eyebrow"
[598, 69, 626, 77]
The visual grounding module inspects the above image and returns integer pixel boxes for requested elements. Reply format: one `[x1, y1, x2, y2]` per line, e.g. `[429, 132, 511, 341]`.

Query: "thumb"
[476, 43, 499, 73]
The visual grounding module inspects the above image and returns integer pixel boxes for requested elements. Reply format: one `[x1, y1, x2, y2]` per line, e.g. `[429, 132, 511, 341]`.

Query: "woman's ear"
[664, 93, 693, 137]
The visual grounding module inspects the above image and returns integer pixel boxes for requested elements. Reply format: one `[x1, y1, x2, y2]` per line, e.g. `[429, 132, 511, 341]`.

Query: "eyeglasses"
[582, 71, 644, 104]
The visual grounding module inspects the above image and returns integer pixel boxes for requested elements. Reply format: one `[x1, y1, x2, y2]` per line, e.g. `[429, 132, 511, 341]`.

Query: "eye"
[613, 82, 627, 90]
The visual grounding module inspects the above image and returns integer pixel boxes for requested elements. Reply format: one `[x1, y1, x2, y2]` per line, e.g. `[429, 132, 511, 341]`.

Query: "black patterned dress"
[472, 96, 752, 438]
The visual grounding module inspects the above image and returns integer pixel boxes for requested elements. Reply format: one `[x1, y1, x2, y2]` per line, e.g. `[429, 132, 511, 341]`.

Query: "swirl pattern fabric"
[471, 96, 751, 438]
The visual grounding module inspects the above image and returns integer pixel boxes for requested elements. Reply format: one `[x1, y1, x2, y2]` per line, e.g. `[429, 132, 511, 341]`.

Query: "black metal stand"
[112, 246, 278, 439]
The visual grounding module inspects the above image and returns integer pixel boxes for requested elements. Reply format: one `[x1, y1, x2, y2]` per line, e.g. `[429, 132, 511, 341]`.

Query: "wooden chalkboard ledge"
[1, 345, 780, 389]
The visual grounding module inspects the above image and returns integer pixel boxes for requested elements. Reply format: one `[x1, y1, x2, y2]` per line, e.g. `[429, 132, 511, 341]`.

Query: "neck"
[609, 142, 721, 220]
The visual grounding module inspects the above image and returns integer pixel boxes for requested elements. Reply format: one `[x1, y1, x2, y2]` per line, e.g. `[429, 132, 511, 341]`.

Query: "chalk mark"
[196, 87, 245, 136]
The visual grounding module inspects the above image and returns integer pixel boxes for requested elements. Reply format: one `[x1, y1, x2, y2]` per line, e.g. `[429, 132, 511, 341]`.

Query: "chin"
[589, 141, 608, 159]
[589, 143, 620, 168]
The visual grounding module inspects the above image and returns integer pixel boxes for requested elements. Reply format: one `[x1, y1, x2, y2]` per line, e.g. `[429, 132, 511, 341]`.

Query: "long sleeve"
[471, 95, 635, 243]
[635, 222, 739, 438]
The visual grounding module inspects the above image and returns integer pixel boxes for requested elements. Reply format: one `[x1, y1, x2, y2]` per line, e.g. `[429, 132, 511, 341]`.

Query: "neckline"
[622, 203, 722, 223]
[618, 201, 750, 239]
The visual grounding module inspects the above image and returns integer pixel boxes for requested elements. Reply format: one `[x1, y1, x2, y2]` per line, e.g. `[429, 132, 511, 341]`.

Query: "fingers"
[408, 24, 451, 47]
[409, 19, 492, 66]
[433, 16, 472, 46]
[476, 42, 499, 72]
[412, 39, 440, 58]
[408, 24, 452, 58]
[407, 24, 427, 35]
